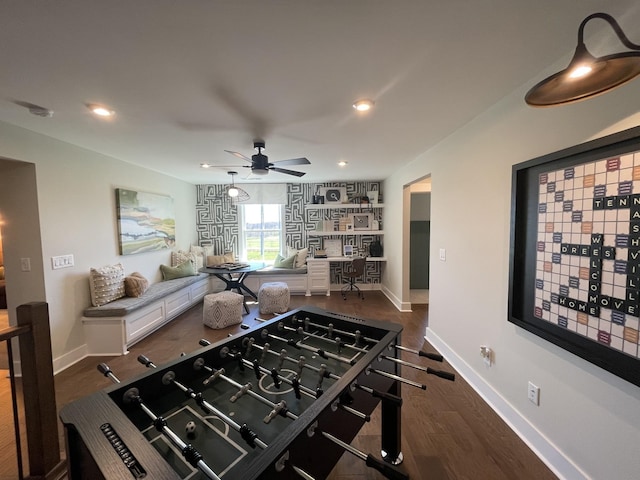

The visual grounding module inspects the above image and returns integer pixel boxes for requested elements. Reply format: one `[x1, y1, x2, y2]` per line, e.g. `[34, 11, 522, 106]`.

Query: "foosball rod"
[309, 423, 409, 480]
[160, 370, 269, 450]
[367, 366, 427, 390]
[193, 357, 298, 422]
[393, 344, 444, 362]
[379, 355, 456, 381]
[138, 355, 271, 447]
[277, 322, 370, 354]
[200, 341, 370, 422]
[122, 388, 221, 480]
[245, 337, 340, 383]
[261, 329, 355, 365]
[350, 381, 403, 407]
[298, 317, 379, 345]
[97, 364, 221, 480]
[199, 339, 318, 401]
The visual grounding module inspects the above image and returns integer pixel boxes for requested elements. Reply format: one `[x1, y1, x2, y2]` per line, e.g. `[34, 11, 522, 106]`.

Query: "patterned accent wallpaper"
[195, 181, 383, 285]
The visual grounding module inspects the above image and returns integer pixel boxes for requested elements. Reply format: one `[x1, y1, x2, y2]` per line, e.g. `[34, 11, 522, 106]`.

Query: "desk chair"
[342, 257, 366, 300]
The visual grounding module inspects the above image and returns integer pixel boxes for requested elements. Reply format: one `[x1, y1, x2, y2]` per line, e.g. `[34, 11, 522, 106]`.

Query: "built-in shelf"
[305, 203, 384, 209]
[308, 230, 385, 236]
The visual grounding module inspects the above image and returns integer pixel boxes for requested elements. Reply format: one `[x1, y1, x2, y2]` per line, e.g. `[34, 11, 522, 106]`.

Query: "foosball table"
[60, 306, 454, 479]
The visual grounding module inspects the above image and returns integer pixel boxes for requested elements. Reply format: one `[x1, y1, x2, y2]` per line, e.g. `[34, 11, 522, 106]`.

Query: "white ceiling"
[1, 1, 639, 185]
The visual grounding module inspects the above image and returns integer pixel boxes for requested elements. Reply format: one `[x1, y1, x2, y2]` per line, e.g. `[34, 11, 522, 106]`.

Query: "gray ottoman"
[258, 282, 290, 314]
[203, 291, 244, 329]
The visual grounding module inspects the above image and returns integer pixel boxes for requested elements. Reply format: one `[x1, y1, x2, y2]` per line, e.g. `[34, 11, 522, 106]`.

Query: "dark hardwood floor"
[49, 291, 558, 480]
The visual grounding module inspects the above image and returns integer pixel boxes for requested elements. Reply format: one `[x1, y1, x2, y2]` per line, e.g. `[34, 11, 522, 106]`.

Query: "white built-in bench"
[83, 273, 214, 355]
[243, 266, 309, 295]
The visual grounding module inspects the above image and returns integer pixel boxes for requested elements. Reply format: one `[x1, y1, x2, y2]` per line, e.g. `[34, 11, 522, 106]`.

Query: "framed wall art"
[115, 188, 176, 255]
[324, 238, 342, 257]
[509, 126, 640, 387]
[350, 213, 373, 231]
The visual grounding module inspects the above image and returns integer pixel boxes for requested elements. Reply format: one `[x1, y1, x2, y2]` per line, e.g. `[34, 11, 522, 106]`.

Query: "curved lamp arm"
[577, 12, 640, 52]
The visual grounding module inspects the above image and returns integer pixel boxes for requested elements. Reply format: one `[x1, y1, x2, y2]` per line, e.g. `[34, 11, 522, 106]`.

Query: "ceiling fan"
[224, 140, 310, 177]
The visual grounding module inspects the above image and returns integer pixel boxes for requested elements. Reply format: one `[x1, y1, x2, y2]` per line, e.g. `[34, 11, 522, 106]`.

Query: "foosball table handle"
[426, 367, 456, 381]
[418, 350, 444, 362]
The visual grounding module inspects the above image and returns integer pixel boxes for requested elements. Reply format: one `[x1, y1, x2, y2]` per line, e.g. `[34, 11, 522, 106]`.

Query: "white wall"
[0, 121, 197, 372]
[382, 72, 640, 478]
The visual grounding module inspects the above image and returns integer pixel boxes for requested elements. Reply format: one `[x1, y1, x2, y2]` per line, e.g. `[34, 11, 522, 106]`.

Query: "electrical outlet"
[20, 257, 31, 272]
[480, 345, 492, 366]
[527, 381, 540, 406]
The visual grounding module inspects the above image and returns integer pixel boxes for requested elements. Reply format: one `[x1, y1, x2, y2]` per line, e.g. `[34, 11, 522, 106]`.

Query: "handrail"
[0, 324, 31, 342]
[1, 302, 66, 480]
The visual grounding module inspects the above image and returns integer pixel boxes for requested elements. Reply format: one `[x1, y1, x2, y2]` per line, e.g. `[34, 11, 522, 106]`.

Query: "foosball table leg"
[380, 377, 403, 465]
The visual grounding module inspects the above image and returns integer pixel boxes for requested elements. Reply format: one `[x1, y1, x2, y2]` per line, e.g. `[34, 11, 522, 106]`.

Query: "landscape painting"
[116, 188, 176, 255]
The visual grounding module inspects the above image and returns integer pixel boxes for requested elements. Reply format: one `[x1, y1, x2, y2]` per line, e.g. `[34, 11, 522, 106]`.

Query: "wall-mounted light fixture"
[525, 12, 640, 107]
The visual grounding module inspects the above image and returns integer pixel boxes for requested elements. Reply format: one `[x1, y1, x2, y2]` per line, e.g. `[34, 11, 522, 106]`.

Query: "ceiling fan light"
[252, 168, 268, 175]
[352, 99, 374, 111]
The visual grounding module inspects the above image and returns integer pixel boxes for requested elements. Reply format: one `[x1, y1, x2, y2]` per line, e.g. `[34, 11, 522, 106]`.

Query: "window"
[239, 204, 283, 263]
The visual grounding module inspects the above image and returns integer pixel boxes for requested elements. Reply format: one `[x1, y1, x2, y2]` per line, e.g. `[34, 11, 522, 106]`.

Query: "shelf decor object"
[525, 12, 640, 107]
[508, 125, 640, 387]
[350, 213, 374, 231]
[324, 238, 343, 257]
[318, 186, 347, 204]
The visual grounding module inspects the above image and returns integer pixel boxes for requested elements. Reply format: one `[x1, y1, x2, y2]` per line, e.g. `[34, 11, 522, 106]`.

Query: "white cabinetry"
[307, 260, 330, 296]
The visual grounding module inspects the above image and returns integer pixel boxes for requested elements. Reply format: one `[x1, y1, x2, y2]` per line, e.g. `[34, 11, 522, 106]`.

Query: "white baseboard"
[53, 343, 89, 375]
[381, 284, 412, 311]
[424, 328, 588, 480]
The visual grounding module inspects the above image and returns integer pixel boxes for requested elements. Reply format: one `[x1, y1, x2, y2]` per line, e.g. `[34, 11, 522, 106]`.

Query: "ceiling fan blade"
[224, 150, 252, 162]
[269, 167, 306, 177]
[273, 157, 310, 166]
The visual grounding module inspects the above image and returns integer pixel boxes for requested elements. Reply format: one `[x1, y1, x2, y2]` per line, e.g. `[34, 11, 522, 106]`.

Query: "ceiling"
[1, 1, 639, 185]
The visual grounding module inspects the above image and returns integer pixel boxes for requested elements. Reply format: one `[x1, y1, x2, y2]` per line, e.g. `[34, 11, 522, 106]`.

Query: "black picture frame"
[509, 126, 640, 388]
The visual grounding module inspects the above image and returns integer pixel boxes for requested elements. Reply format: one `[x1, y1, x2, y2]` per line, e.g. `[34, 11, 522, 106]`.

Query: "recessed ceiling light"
[87, 103, 115, 117]
[200, 163, 211, 169]
[338, 161, 348, 167]
[352, 99, 375, 112]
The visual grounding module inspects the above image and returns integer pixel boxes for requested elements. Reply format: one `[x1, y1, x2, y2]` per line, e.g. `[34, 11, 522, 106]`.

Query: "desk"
[306, 257, 387, 296]
[200, 262, 265, 313]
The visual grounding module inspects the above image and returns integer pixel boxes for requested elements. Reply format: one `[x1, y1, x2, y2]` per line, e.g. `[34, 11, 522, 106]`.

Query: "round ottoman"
[258, 282, 290, 315]
[203, 291, 244, 329]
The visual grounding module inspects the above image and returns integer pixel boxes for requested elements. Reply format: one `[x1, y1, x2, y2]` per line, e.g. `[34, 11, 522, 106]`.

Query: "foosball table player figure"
[60, 306, 455, 479]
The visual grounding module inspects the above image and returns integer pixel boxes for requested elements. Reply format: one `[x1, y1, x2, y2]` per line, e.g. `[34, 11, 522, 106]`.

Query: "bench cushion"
[254, 266, 307, 275]
[83, 273, 208, 317]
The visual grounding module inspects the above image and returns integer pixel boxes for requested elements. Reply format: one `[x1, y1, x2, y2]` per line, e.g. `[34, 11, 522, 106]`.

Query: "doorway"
[408, 178, 431, 305]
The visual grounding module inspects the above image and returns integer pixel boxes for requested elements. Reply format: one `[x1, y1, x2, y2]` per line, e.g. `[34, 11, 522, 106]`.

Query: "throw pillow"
[206, 251, 235, 267]
[172, 250, 201, 269]
[89, 263, 125, 307]
[190, 245, 214, 269]
[287, 246, 309, 268]
[274, 253, 297, 269]
[160, 260, 196, 280]
[124, 272, 149, 297]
